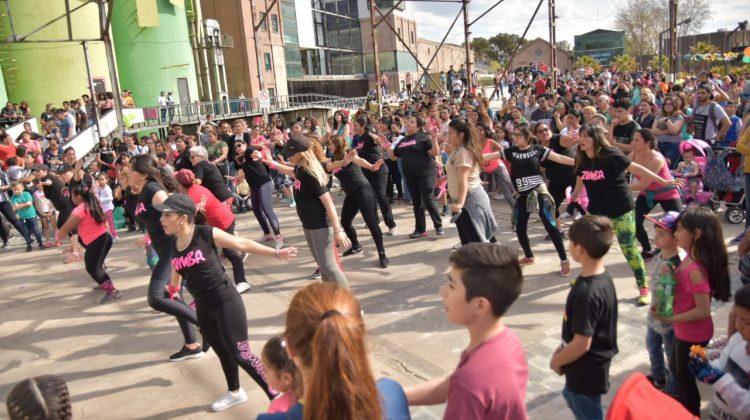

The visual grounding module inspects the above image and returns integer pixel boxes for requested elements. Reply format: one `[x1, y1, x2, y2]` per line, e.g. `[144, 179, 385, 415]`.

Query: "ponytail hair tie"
[321, 309, 342, 320]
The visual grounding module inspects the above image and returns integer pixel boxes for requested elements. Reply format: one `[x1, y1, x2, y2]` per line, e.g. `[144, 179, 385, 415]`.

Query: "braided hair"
[6, 375, 72, 420]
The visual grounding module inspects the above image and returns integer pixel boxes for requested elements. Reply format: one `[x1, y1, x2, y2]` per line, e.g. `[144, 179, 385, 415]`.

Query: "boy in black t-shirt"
[550, 215, 618, 420]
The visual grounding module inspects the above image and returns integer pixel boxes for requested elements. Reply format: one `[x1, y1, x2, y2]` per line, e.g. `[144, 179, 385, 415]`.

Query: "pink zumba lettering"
[171, 250, 207, 271]
[580, 169, 605, 181]
[399, 140, 416, 148]
[134, 202, 146, 215]
[237, 340, 276, 393]
[293, 179, 302, 190]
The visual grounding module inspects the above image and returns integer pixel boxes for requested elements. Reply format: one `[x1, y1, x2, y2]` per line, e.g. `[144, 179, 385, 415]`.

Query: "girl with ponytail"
[257, 282, 409, 420]
[56, 185, 121, 304]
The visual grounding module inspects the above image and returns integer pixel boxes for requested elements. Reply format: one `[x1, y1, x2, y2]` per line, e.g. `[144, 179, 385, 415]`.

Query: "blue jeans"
[645, 324, 678, 395]
[397, 160, 411, 200]
[744, 172, 750, 227]
[21, 217, 42, 246]
[658, 141, 681, 170]
[562, 386, 602, 420]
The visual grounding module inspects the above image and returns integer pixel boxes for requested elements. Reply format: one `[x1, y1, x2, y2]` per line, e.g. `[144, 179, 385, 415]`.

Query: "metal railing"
[131, 94, 368, 130]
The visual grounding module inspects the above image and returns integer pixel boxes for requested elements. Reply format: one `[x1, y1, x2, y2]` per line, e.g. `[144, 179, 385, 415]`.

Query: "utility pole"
[81, 40, 101, 135]
[100, 0, 124, 136]
[462, 0, 472, 94]
[370, 0, 381, 116]
[668, 0, 678, 76]
[548, 0, 557, 90]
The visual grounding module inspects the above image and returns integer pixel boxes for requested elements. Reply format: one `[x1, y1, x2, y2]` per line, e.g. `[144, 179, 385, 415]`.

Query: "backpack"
[703, 149, 735, 192]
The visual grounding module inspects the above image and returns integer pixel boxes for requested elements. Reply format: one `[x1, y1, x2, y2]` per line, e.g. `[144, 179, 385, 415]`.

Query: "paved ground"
[0, 192, 744, 419]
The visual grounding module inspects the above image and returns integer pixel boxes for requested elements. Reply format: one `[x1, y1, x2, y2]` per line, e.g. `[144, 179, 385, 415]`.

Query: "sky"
[408, 0, 748, 47]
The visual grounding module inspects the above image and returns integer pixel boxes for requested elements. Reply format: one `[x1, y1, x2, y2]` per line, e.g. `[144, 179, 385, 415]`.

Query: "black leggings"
[149, 238, 198, 344]
[0, 200, 28, 243]
[82, 233, 113, 285]
[404, 171, 442, 233]
[635, 194, 682, 252]
[341, 188, 386, 254]
[364, 168, 396, 228]
[250, 180, 280, 235]
[455, 210, 497, 245]
[385, 159, 403, 199]
[196, 284, 274, 398]
[222, 222, 247, 285]
[515, 192, 567, 261]
[549, 179, 576, 218]
[671, 336, 709, 415]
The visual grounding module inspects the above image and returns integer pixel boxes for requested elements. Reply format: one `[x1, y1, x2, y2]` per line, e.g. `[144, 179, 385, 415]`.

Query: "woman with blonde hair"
[264, 134, 350, 285]
[257, 282, 408, 420]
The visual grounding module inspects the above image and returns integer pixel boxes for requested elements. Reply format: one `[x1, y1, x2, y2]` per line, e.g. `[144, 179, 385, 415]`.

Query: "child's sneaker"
[100, 290, 122, 304]
[638, 288, 652, 306]
[211, 388, 248, 412]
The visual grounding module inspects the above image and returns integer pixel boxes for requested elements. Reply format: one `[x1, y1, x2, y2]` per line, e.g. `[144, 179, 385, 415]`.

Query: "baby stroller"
[674, 140, 713, 207]
[702, 146, 745, 224]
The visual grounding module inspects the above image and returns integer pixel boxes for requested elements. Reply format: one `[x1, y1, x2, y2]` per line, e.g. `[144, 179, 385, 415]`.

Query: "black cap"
[281, 134, 311, 158]
[33, 164, 49, 172]
[57, 163, 74, 173]
[152, 193, 197, 216]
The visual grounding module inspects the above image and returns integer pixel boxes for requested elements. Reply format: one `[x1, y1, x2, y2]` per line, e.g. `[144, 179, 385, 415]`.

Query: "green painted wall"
[0, 0, 109, 116]
[112, 0, 198, 109]
[0, 64, 8, 106]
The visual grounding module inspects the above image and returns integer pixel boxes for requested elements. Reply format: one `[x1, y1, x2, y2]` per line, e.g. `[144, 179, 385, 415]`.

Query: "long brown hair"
[130, 154, 182, 193]
[574, 123, 616, 172]
[330, 134, 349, 161]
[448, 118, 484, 167]
[285, 283, 381, 420]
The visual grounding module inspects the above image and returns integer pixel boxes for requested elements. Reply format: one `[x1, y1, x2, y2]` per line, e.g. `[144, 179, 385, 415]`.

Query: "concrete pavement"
[0, 193, 744, 419]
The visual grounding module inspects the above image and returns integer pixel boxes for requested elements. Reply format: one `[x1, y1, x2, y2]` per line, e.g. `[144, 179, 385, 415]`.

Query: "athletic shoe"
[641, 249, 659, 259]
[409, 231, 427, 239]
[560, 260, 572, 277]
[100, 290, 122, 304]
[310, 268, 321, 279]
[274, 234, 284, 251]
[235, 282, 252, 294]
[211, 388, 248, 412]
[38, 243, 46, 250]
[379, 253, 390, 268]
[386, 227, 397, 236]
[638, 288, 652, 306]
[492, 194, 504, 200]
[64, 253, 82, 264]
[45, 241, 53, 248]
[260, 234, 274, 243]
[168, 346, 204, 362]
[731, 232, 746, 244]
[343, 245, 362, 256]
[54, 241, 62, 247]
[26, 245, 33, 252]
[288, 200, 296, 208]
[436, 226, 445, 236]
[1, 242, 8, 249]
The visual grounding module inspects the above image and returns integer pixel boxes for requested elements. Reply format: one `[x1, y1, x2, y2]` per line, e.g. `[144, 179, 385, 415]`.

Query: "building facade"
[509, 38, 573, 74]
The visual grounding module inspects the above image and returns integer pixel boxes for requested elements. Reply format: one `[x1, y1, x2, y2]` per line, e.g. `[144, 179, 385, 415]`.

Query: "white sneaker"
[235, 282, 252, 294]
[574, 213, 582, 220]
[559, 211, 573, 219]
[386, 227, 397, 236]
[492, 194, 504, 200]
[211, 388, 248, 412]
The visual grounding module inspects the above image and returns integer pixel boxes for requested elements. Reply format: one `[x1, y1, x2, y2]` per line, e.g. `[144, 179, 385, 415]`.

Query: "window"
[271, 14, 279, 33]
[268, 87, 275, 97]
[410, 31, 414, 44]
[264, 53, 273, 71]
[259, 12, 267, 31]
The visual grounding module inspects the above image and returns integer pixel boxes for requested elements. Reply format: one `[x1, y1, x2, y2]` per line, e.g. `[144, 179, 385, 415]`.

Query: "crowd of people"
[3, 65, 750, 420]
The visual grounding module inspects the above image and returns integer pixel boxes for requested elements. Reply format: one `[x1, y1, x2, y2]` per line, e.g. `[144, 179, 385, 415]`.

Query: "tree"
[575, 55, 602, 73]
[649, 54, 669, 70]
[612, 54, 637, 73]
[488, 33, 528, 59]
[689, 41, 719, 55]
[555, 40, 572, 52]
[471, 37, 497, 64]
[615, 0, 712, 57]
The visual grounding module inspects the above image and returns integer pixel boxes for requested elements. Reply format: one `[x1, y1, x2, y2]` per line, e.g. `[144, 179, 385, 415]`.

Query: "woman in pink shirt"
[56, 184, 121, 304]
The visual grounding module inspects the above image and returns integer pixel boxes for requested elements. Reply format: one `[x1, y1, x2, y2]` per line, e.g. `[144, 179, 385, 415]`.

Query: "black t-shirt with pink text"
[135, 181, 168, 243]
[293, 166, 329, 230]
[172, 225, 230, 301]
[576, 147, 633, 218]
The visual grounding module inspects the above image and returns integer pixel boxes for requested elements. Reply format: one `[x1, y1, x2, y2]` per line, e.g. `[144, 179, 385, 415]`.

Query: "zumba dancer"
[157, 193, 297, 412]
[189, 146, 233, 206]
[234, 143, 283, 248]
[56, 185, 121, 303]
[326, 134, 390, 268]
[173, 169, 252, 294]
[572, 124, 683, 305]
[483, 123, 574, 276]
[128, 154, 203, 361]
[353, 117, 397, 235]
[264, 134, 350, 286]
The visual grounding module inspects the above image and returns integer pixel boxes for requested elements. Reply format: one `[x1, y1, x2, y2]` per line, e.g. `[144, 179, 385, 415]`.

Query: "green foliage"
[612, 54, 637, 73]
[649, 55, 669, 70]
[575, 55, 602, 73]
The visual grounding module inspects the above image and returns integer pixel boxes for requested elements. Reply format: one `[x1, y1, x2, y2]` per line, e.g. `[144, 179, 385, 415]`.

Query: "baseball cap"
[281, 134, 311, 158]
[152, 193, 197, 216]
[645, 211, 681, 232]
[33, 164, 49, 172]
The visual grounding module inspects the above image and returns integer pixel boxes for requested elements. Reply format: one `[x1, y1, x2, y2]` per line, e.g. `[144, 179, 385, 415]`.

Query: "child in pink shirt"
[261, 334, 301, 414]
[652, 207, 730, 415]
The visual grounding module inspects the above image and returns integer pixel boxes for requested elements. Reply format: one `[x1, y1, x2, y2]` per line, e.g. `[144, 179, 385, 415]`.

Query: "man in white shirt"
[158, 91, 168, 123]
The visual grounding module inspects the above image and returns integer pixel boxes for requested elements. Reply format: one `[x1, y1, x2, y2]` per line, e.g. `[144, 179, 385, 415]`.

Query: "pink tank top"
[636, 153, 680, 201]
[673, 260, 713, 342]
[482, 140, 500, 173]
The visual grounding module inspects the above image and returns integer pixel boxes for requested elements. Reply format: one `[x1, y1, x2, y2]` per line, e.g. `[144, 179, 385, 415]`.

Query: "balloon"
[744, 46, 750, 56]
[743, 55, 750, 64]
